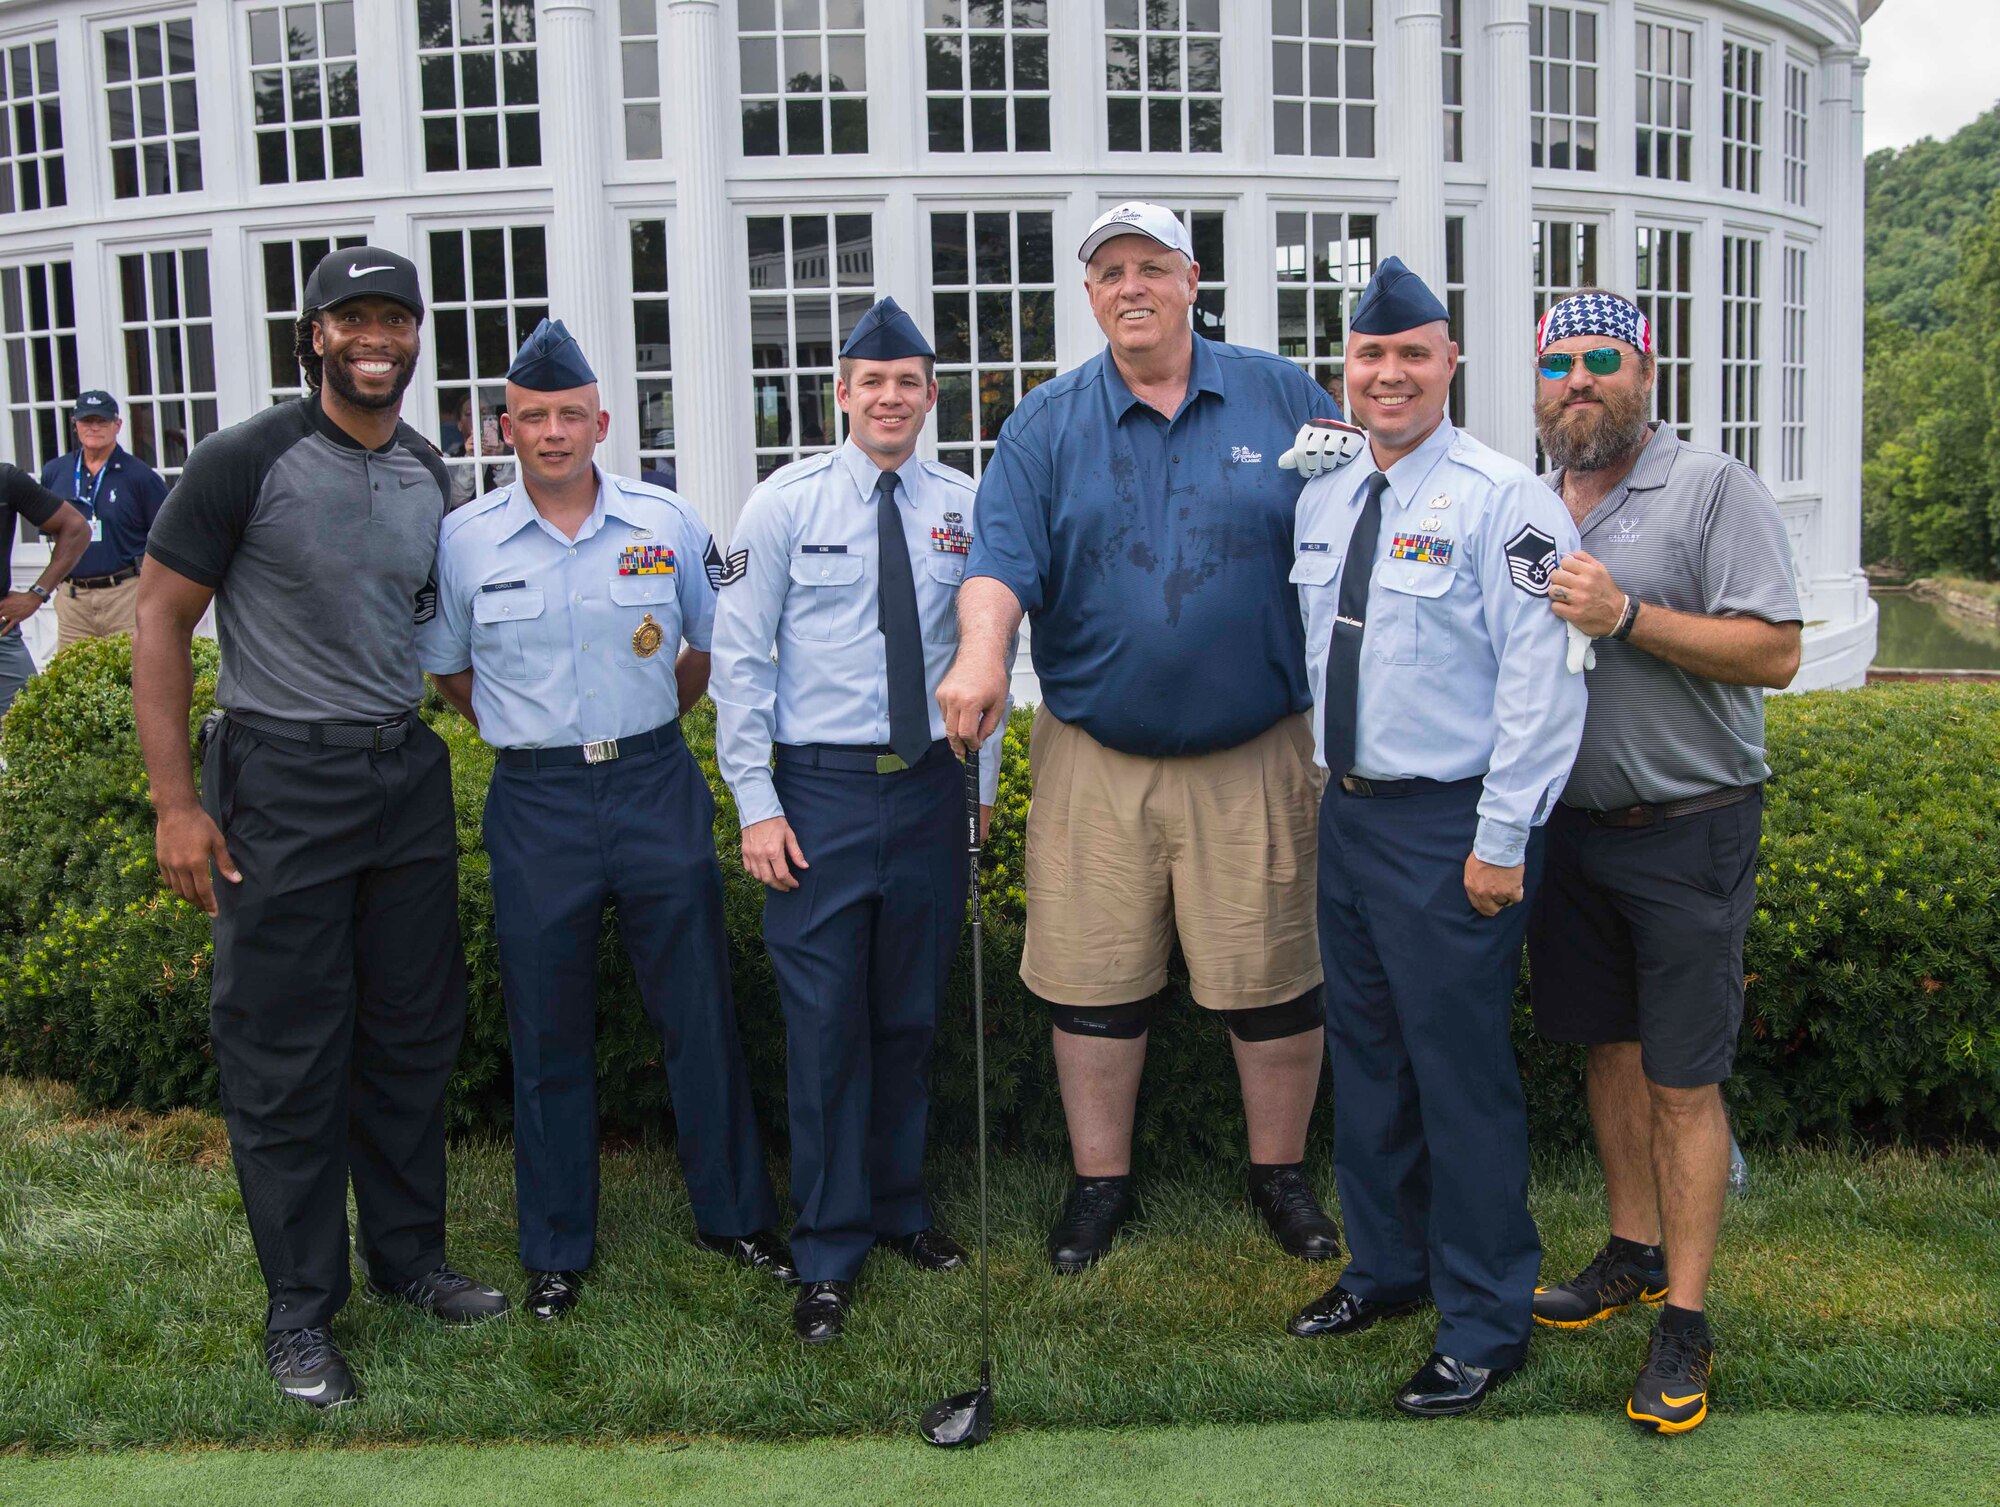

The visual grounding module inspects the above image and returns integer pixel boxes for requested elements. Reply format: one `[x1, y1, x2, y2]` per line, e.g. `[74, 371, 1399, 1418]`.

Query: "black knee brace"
[1048, 995, 1159, 1039]
[1223, 986, 1326, 1042]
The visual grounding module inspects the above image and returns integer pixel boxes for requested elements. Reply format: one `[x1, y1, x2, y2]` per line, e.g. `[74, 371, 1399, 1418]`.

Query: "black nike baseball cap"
[301, 246, 425, 321]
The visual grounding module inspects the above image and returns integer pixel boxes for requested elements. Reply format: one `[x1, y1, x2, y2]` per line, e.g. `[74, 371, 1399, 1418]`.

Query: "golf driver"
[919, 747, 993, 1449]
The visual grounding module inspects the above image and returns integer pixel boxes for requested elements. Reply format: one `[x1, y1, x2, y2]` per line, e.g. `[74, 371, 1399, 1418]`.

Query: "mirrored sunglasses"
[1537, 347, 1625, 380]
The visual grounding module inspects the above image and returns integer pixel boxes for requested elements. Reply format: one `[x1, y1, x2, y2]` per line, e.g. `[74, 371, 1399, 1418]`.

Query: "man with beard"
[1283, 258, 1585, 1418]
[1522, 290, 1800, 1435]
[135, 247, 507, 1410]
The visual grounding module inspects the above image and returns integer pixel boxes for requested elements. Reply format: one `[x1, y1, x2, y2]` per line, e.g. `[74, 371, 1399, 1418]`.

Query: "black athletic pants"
[202, 714, 466, 1332]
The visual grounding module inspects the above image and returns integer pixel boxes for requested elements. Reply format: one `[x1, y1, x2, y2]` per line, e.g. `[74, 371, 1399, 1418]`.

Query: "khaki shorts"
[1020, 707, 1324, 1010]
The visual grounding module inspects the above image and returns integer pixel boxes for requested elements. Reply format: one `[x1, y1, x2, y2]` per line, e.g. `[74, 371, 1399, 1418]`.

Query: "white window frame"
[1104, 0, 1223, 155]
[1528, 3, 1600, 173]
[617, 0, 664, 161]
[414, 0, 540, 175]
[1720, 231, 1763, 471]
[254, 231, 366, 405]
[1780, 239, 1807, 485]
[245, 0, 363, 187]
[1274, 205, 1380, 410]
[1445, 214, 1468, 426]
[98, 15, 203, 200]
[925, 205, 1059, 479]
[1441, 0, 1464, 165]
[922, 0, 1051, 156]
[1634, 15, 1694, 183]
[745, 207, 876, 479]
[1721, 37, 1764, 196]
[112, 242, 219, 480]
[626, 213, 676, 482]
[1, 257, 77, 537]
[0, 35, 66, 215]
[1636, 221, 1695, 440]
[1270, 0, 1376, 160]
[1782, 56, 1810, 208]
[422, 220, 551, 502]
[736, 0, 868, 159]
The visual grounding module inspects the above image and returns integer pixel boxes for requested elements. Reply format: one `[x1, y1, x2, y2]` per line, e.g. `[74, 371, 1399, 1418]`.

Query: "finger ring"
[1551, 586, 1569, 603]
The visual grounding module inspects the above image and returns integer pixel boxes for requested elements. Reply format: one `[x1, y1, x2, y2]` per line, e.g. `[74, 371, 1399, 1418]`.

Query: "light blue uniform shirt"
[420, 467, 719, 750]
[1294, 420, 1587, 867]
[712, 440, 1005, 829]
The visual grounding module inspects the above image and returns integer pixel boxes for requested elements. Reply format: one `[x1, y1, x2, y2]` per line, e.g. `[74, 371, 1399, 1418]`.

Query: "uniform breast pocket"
[1288, 553, 1342, 657]
[608, 576, 680, 670]
[786, 552, 868, 642]
[471, 588, 554, 681]
[1371, 566, 1458, 668]
[920, 553, 965, 644]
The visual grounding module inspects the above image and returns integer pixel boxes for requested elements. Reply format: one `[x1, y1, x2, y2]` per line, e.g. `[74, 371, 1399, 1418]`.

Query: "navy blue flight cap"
[301, 246, 425, 320]
[72, 390, 119, 419]
[1349, 256, 1451, 336]
[507, 318, 598, 391]
[839, 296, 935, 362]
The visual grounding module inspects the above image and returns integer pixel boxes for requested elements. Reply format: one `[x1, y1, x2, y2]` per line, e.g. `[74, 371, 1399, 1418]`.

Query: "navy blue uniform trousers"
[484, 733, 778, 1272]
[1318, 776, 1544, 1371]
[765, 743, 969, 1283]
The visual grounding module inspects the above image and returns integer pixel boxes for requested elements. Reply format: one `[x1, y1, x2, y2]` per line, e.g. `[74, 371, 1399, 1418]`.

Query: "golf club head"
[918, 1384, 992, 1448]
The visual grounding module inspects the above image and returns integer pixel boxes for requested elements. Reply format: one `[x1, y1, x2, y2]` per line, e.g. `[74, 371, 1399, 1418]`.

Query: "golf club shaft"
[963, 748, 989, 1384]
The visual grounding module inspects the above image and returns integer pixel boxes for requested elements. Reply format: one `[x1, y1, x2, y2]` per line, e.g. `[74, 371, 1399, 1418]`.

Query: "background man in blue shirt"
[938, 202, 1343, 1276]
[423, 320, 786, 1323]
[39, 391, 168, 651]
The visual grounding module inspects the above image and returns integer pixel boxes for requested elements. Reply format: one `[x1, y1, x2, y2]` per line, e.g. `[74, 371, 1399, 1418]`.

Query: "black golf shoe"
[1627, 1317, 1714, 1435]
[695, 1229, 799, 1285]
[265, 1326, 357, 1409]
[1047, 1177, 1136, 1274]
[366, 1263, 511, 1323]
[1534, 1239, 1668, 1329]
[525, 1269, 583, 1321]
[1286, 1284, 1426, 1338]
[877, 1228, 969, 1272]
[793, 1280, 853, 1343]
[1247, 1165, 1342, 1261]
[1394, 1352, 1515, 1418]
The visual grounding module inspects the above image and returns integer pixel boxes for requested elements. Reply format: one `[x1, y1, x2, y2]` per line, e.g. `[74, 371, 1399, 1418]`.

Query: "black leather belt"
[498, 720, 683, 770]
[228, 708, 415, 752]
[775, 739, 950, 775]
[1581, 784, 1758, 829]
[1338, 773, 1482, 799]
[68, 563, 141, 591]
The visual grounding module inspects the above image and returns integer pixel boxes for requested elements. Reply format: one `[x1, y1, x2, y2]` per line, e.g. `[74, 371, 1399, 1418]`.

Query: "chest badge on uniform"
[619, 544, 676, 576]
[632, 613, 664, 658]
[1429, 493, 1452, 511]
[943, 511, 963, 525]
[629, 527, 655, 540]
[1420, 515, 1442, 531]
[931, 522, 973, 555]
[1389, 532, 1454, 566]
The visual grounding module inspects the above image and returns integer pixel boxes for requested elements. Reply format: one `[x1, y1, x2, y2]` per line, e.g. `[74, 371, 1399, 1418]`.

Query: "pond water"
[1870, 591, 2000, 670]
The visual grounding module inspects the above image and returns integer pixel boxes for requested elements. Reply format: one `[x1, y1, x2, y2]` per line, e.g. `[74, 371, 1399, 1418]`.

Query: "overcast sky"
[1861, 0, 2000, 153]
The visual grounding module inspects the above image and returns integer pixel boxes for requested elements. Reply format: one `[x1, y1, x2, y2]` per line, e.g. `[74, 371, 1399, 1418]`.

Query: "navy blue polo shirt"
[966, 336, 1338, 756]
[40, 445, 169, 578]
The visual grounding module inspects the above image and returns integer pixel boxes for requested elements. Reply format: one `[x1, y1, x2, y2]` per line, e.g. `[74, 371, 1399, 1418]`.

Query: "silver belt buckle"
[583, 738, 621, 765]
[875, 753, 908, 774]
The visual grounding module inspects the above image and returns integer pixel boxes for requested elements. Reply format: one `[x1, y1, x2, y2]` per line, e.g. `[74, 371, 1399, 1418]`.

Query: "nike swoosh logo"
[398, 477, 426, 488]
[1640, 1286, 1669, 1301]
[284, 1380, 329, 1398]
[1660, 1391, 1705, 1407]
[349, 264, 395, 277]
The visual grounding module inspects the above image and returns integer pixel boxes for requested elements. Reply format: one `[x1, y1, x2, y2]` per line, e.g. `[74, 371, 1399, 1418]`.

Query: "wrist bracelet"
[1610, 595, 1640, 641]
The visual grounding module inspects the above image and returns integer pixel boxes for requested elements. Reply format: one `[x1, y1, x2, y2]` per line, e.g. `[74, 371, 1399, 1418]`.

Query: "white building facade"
[0, 0, 1876, 685]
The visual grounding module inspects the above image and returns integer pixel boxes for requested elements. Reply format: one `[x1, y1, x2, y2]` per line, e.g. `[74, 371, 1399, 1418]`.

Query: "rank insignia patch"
[719, 548, 749, 586]
[1504, 524, 1559, 597]
[1389, 533, 1453, 566]
[619, 544, 676, 576]
[931, 523, 973, 554]
[633, 613, 664, 658]
[703, 539, 725, 589]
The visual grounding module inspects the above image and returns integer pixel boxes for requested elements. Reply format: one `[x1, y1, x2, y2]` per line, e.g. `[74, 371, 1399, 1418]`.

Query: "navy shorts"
[1525, 790, 1762, 1088]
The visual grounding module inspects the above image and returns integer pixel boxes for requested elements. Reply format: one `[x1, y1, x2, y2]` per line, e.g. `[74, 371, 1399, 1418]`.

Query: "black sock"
[1077, 1172, 1132, 1189]
[1248, 1160, 1304, 1182]
[1611, 1234, 1665, 1269]
[1659, 1303, 1709, 1338]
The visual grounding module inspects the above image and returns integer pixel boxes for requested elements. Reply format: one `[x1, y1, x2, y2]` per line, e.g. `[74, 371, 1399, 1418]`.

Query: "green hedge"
[3, 637, 1997, 1158]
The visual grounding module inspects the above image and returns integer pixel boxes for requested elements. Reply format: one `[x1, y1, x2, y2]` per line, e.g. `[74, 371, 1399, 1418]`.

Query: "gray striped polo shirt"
[1545, 424, 1801, 810]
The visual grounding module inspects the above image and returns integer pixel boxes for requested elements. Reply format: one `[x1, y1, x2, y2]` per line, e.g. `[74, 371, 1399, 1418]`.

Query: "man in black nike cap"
[135, 245, 509, 1411]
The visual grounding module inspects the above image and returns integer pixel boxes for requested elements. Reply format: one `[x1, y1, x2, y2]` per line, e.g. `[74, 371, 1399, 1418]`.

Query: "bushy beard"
[323, 347, 416, 413]
[1536, 378, 1651, 472]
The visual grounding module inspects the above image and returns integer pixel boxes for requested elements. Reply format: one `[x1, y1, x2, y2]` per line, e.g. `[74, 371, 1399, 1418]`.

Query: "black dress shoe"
[525, 1269, 583, 1320]
[877, 1228, 969, 1272]
[793, 1280, 853, 1343]
[694, 1229, 799, 1284]
[1047, 1177, 1136, 1274]
[365, 1263, 511, 1323]
[1394, 1352, 1516, 1418]
[1248, 1165, 1342, 1261]
[1287, 1284, 1426, 1338]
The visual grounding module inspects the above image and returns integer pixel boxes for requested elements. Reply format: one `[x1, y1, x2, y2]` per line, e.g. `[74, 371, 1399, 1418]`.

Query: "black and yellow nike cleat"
[1627, 1320, 1714, 1435]
[1533, 1240, 1668, 1329]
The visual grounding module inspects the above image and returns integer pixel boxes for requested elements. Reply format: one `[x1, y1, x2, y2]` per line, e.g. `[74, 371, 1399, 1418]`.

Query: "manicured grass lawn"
[7, 1416, 2000, 1507]
[3, 1077, 1997, 1452]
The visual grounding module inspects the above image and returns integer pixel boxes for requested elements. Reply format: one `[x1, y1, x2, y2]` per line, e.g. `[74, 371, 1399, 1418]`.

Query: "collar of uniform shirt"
[1344, 417, 1457, 511]
[835, 437, 922, 505]
[1098, 324, 1228, 423]
[492, 463, 632, 546]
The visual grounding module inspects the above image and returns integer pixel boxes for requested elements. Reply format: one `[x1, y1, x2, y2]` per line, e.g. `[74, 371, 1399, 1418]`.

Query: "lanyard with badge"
[73, 454, 108, 542]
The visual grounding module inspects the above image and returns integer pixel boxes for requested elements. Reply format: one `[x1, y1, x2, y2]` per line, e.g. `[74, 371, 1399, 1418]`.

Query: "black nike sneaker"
[365, 1263, 511, 1323]
[1627, 1317, 1714, 1435]
[265, 1326, 357, 1409]
[1533, 1239, 1667, 1329]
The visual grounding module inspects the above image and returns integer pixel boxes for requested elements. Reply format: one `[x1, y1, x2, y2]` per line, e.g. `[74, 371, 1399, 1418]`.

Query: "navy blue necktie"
[875, 470, 931, 767]
[1322, 471, 1390, 778]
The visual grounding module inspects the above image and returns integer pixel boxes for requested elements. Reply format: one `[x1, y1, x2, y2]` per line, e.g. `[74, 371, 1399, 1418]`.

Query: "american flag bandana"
[1536, 292, 1653, 356]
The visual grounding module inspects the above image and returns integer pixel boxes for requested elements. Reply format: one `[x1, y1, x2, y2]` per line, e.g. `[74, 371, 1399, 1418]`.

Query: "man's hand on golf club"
[742, 816, 808, 891]
[937, 649, 1009, 758]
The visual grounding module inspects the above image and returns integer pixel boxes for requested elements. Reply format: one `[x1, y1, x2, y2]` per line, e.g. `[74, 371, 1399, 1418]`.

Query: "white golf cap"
[1077, 202, 1193, 264]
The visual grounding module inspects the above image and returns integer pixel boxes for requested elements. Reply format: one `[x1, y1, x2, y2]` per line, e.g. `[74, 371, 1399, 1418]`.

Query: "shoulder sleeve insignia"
[703, 538, 725, 589]
[719, 547, 749, 586]
[1504, 524, 1558, 597]
[413, 572, 438, 624]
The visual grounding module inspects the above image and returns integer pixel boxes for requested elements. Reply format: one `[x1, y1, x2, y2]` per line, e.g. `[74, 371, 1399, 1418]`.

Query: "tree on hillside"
[1865, 105, 2000, 333]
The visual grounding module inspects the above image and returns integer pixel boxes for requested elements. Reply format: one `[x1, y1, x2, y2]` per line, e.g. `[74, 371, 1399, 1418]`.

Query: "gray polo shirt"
[147, 394, 448, 723]
[1546, 424, 1801, 810]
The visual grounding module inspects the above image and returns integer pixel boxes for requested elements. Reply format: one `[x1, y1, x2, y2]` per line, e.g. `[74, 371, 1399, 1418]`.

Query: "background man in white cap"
[938, 202, 1344, 1275]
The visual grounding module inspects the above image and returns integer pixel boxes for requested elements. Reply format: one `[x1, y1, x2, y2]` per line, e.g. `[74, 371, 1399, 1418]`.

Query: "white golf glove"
[1564, 622, 1597, 675]
[1279, 418, 1368, 477]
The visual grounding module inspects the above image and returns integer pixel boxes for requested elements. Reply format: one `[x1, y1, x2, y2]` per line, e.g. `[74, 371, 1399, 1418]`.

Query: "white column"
[1475, 0, 1535, 461]
[537, 0, 615, 392]
[665, 0, 743, 540]
[1386, 0, 1446, 293]
[1811, 46, 1868, 628]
